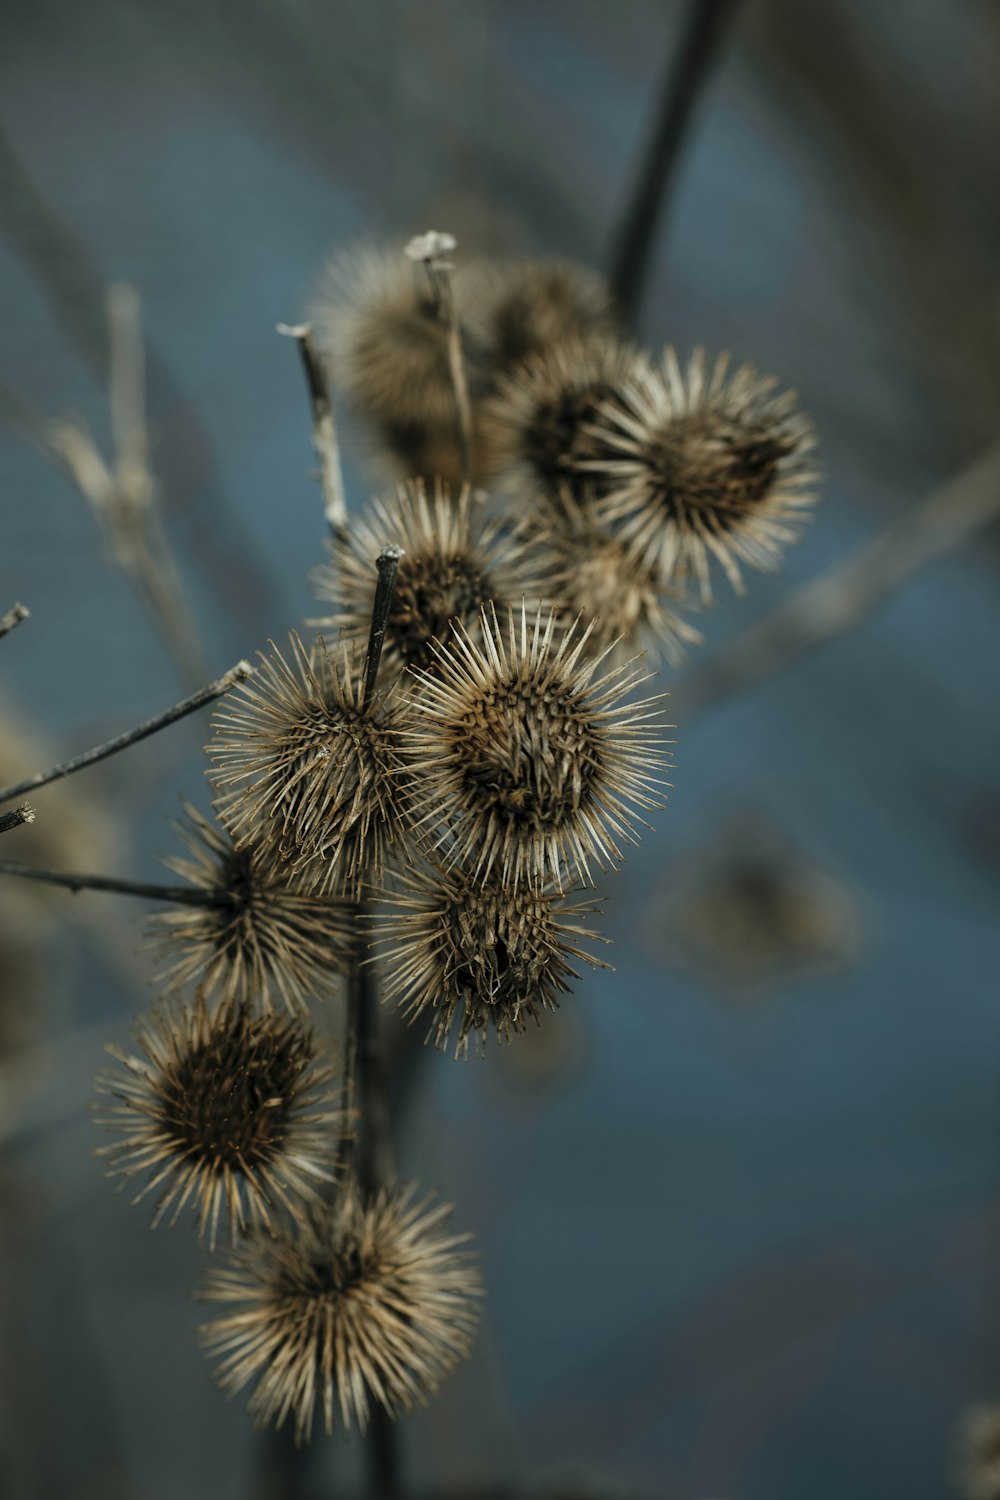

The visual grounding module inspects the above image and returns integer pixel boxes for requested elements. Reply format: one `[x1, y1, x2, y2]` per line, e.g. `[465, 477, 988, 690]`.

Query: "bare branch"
[0, 803, 35, 835]
[0, 602, 29, 640]
[683, 443, 1000, 720]
[0, 860, 232, 906]
[363, 546, 404, 705]
[404, 232, 473, 487]
[0, 659, 253, 806]
[278, 322, 348, 536]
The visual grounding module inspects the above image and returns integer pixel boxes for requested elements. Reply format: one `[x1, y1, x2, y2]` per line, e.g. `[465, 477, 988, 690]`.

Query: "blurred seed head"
[311, 479, 531, 676]
[404, 602, 674, 890]
[94, 996, 340, 1249]
[469, 258, 618, 377]
[208, 632, 407, 898]
[198, 1180, 482, 1442]
[592, 347, 818, 600]
[375, 863, 611, 1056]
[147, 803, 352, 1015]
[480, 338, 646, 516]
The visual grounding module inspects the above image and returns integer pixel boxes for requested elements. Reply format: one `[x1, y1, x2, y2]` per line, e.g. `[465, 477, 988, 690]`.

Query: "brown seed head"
[94, 997, 341, 1249]
[480, 338, 647, 517]
[310, 479, 530, 676]
[403, 602, 674, 890]
[207, 632, 407, 897]
[591, 347, 818, 600]
[147, 803, 353, 1014]
[469, 258, 618, 376]
[374, 863, 612, 1056]
[198, 1180, 482, 1442]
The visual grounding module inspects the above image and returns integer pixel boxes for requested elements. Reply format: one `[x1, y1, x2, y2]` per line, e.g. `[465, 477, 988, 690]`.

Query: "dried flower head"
[94, 997, 340, 1248]
[404, 602, 673, 890]
[528, 494, 702, 666]
[480, 338, 646, 517]
[147, 803, 352, 1014]
[208, 632, 406, 897]
[959, 1402, 1000, 1500]
[592, 347, 818, 600]
[375, 864, 611, 1056]
[198, 1181, 482, 1442]
[470, 258, 618, 377]
[311, 479, 529, 676]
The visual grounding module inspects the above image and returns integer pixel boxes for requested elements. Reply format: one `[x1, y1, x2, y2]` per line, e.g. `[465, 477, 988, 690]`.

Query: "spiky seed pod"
[479, 338, 647, 517]
[403, 602, 673, 891]
[208, 632, 407, 898]
[468, 258, 618, 378]
[528, 493, 702, 667]
[311, 479, 530, 676]
[94, 997, 340, 1249]
[959, 1403, 1000, 1500]
[147, 804, 352, 1015]
[590, 347, 819, 600]
[374, 864, 612, 1056]
[198, 1181, 482, 1442]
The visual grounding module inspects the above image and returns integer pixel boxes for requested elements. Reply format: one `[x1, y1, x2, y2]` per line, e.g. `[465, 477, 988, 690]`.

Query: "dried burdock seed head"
[469, 258, 618, 377]
[207, 632, 407, 898]
[147, 803, 352, 1014]
[959, 1402, 1000, 1500]
[198, 1180, 482, 1442]
[311, 478, 529, 676]
[480, 337, 646, 517]
[404, 601, 674, 890]
[308, 244, 476, 437]
[375, 864, 611, 1057]
[529, 492, 702, 667]
[94, 996, 341, 1249]
[591, 347, 819, 601]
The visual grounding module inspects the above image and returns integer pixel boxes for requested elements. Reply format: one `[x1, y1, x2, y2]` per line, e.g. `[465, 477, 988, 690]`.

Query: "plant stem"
[363, 546, 404, 705]
[0, 659, 253, 806]
[608, 0, 741, 330]
[0, 805, 34, 835]
[0, 860, 233, 906]
[278, 322, 348, 537]
[0, 602, 29, 640]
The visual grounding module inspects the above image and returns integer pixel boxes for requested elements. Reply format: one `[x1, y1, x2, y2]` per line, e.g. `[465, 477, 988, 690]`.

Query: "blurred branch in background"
[608, 0, 741, 330]
[0, 119, 284, 647]
[683, 441, 1000, 720]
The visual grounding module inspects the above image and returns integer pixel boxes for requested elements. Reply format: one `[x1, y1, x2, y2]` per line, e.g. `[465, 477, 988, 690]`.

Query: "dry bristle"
[479, 337, 647, 517]
[959, 1403, 1000, 1500]
[197, 1180, 482, 1443]
[374, 863, 612, 1056]
[403, 601, 675, 891]
[528, 493, 703, 667]
[590, 347, 819, 601]
[469, 258, 618, 377]
[311, 478, 532, 676]
[207, 632, 408, 899]
[147, 803, 353, 1015]
[93, 997, 341, 1250]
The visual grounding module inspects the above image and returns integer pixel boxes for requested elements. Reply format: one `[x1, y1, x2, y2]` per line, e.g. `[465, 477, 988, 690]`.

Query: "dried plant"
[148, 803, 353, 1014]
[198, 1181, 481, 1442]
[468, 257, 618, 378]
[94, 995, 341, 1249]
[404, 601, 673, 890]
[959, 1402, 1000, 1500]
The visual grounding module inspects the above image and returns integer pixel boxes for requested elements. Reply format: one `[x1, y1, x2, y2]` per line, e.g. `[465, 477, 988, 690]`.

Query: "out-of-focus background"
[1, 2, 999, 1497]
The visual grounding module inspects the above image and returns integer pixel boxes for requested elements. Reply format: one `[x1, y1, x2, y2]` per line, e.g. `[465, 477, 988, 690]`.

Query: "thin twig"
[0, 804, 34, 835]
[0, 659, 253, 806]
[0, 603, 29, 640]
[363, 546, 405, 705]
[0, 860, 232, 906]
[404, 232, 472, 486]
[278, 322, 348, 536]
[683, 442, 1000, 721]
[608, 0, 741, 330]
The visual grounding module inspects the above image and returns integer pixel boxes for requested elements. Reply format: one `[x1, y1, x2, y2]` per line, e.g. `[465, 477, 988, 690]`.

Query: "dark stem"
[0, 804, 34, 835]
[608, 0, 741, 330]
[0, 602, 29, 640]
[278, 322, 348, 537]
[363, 546, 404, 705]
[0, 659, 252, 806]
[0, 861, 234, 906]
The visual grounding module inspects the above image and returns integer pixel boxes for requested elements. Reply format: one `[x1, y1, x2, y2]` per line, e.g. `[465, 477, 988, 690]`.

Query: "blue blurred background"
[1, 2, 999, 1497]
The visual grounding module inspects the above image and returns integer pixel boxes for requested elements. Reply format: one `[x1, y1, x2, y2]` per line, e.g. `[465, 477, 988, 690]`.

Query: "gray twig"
[0, 860, 232, 906]
[278, 322, 348, 536]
